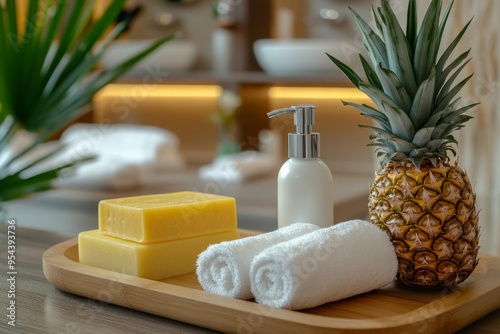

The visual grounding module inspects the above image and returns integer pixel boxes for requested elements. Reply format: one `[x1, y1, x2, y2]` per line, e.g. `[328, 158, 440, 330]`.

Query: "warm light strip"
[268, 87, 368, 100]
[97, 84, 222, 98]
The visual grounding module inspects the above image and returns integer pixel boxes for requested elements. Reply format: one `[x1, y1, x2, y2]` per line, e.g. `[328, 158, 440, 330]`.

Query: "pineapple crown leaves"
[327, 0, 477, 168]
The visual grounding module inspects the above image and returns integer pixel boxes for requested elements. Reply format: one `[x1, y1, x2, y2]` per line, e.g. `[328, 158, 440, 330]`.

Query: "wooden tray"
[43, 230, 500, 333]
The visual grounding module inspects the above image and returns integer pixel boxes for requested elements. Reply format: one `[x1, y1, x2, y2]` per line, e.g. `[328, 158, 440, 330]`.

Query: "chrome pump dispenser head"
[267, 104, 319, 159]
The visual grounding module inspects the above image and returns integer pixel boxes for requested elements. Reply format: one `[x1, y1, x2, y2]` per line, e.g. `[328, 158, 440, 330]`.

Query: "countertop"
[0, 226, 499, 334]
[1, 166, 499, 333]
[3, 168, 376, 235]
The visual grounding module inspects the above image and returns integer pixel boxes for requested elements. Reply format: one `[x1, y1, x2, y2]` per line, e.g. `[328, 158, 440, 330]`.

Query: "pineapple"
[328, 0, 479, 288]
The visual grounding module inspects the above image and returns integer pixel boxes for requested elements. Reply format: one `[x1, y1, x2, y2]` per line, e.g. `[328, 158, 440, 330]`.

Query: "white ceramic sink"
[254, 39, 362, 77]
[100, 39, 198, 74]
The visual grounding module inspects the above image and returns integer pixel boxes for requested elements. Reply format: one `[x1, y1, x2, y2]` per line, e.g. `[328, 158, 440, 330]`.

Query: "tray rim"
[42, 234, 500, 333]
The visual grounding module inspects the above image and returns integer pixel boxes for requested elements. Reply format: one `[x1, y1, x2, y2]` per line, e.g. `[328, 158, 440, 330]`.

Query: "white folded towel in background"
[198, 151, 278, 183]
[60, 123, 184, 169]
[198, 129, 281, 183]
[249, 220, 398, 310]
[196, 223, 320, 299]
[55, 123, 185, 190]
[55, 158, 140, 190]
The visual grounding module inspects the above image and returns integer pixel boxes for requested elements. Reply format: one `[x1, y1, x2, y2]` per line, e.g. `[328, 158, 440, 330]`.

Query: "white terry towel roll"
[196, 223, 319, 299]
[250, 220, 398, 310]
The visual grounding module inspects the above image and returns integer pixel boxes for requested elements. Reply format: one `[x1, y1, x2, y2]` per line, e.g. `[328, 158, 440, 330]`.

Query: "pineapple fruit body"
[328, 0, 481, 288]
[369, 159, 479, 287]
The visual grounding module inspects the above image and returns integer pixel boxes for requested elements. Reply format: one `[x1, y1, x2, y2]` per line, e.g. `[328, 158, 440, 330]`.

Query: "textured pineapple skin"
[368, 160, 480, 287]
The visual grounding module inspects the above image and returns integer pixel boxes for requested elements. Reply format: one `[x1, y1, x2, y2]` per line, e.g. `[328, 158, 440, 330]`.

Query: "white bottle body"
[277, 158, 334, 228]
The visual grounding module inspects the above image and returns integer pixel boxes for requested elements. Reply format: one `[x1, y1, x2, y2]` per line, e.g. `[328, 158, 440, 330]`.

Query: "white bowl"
[100, 39, 198, 74]
[253, 39, 362, 77]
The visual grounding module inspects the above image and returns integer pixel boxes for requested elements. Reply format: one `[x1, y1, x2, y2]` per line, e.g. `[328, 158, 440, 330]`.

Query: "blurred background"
[5, 0, 499, 257]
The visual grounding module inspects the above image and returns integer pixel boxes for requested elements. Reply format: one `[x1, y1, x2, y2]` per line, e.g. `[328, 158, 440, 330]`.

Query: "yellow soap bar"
[99, 191, 237, 243]
[78, 229, 239, 280]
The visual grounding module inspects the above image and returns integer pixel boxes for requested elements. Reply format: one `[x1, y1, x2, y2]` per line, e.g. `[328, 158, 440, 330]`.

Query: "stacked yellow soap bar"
[78, 191, 239, 280]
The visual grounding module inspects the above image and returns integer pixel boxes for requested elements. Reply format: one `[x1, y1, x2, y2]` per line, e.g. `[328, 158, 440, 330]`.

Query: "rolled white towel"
[196, 223, 319, 299]
[249, 220, 398, 310]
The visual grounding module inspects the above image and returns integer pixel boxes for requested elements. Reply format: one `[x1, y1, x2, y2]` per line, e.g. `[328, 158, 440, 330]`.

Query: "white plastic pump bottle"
[268, 105, 334, 229]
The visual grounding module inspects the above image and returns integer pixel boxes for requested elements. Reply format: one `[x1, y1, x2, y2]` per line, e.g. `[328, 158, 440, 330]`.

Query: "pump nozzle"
[267, 105, 316, 135]
[267, 105, 319, 159]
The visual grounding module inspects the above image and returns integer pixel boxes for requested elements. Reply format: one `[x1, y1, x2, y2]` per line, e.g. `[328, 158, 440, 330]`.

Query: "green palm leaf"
[0, 0, 176, 203]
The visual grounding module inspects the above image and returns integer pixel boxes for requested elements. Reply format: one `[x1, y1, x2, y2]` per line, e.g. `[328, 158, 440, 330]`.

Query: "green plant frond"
[0, 157, 90, 202]
[5, 0, 18, 39]
[3, 129, 55, 169]
[359, 54, 383, 90]
[42, 1, 87, 86]
[67, 0, 98, 51]
[73, 33, 177, 105]
[376, 64, 412, 112]
[38, 32, 176, 135]
[25, 3, 68, 100]
[37, 55, 101, 121]
[36, 21, 128, 116]
[56, 0, 124, 86]
[9, 143, 95, 178]
[0, 0, 177, 202]
[24, 0, 40, 39]
[349, 6, 388, 69]
[18, 1, 49, 97]
[0, 116, 16, 155]
[379, 0, 418, 97]
[409, 67, 436, 129]
[413, 0, 441, 85]
[0, 4, 16, 117]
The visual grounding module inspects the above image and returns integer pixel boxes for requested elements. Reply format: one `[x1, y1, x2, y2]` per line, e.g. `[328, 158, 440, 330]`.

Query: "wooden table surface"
[0, 226, 499, 334]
